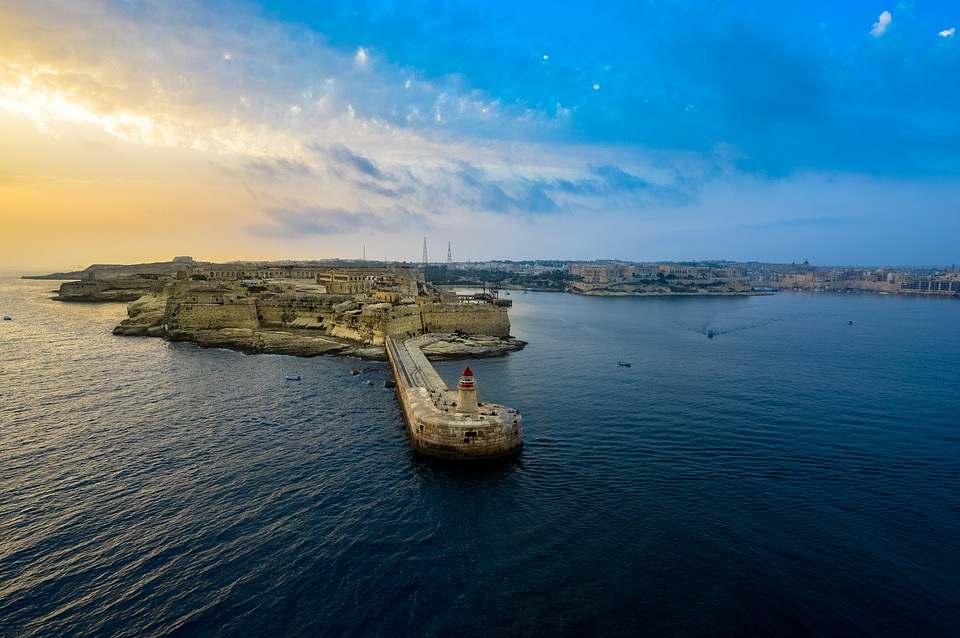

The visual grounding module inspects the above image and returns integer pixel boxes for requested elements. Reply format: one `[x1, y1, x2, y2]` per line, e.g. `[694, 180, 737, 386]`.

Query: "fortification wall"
[157, 288, 511, 347]
[418, 304, 510, 337]
[383, 305, 425, 339]
[166, 300, 259, 330]
[325, 303, 510, 344]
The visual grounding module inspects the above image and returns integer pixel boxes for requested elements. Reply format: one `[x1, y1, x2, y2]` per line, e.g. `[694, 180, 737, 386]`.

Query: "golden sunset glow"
[1, 1, 957, 273]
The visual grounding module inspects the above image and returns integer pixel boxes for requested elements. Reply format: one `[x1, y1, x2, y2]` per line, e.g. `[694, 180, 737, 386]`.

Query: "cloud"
[0, 1, 526, 162]
[325, 144, 385, 180]
[940, 28, 955, 38]
[589, 164, 651, 191]
[585, 163, 697, 207]
[255, 205, 432, 237]
[871, 11, 892, 37]
[453, 164, 559, 215]
[245, 158, 315, 181]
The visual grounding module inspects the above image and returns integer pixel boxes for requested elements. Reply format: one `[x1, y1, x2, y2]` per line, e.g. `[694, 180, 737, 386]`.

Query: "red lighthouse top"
[458, 366, 475, 389]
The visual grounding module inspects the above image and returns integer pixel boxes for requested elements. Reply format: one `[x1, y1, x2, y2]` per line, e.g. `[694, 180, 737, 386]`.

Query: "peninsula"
[37, 259, 525, 460]
[46, 260, 524, 360]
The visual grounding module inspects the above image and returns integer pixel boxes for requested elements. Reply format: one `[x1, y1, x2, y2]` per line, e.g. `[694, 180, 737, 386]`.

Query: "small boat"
[384, 379, 396, 388]
[707, 330, 714, 339]
[618, 361, 631, 367]
[285, 373, 301, 381]
[848, 320, 853, 325]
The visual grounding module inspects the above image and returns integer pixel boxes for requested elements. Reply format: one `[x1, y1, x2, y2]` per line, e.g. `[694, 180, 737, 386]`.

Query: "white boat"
[285, 373, 301, 381]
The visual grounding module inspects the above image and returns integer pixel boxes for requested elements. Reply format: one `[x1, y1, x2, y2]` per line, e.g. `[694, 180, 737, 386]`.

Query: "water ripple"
[2, 280, 960, 637]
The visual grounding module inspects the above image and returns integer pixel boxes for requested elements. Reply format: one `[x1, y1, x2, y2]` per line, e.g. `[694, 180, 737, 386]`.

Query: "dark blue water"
[2, 277, 959, 637]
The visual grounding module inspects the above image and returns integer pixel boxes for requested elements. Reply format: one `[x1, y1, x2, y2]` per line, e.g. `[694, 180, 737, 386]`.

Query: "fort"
[100, 262, 522, 358]
[386, 335, 522, 460]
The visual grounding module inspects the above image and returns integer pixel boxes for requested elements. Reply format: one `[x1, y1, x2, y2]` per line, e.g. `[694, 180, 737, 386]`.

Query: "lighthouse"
[455, 366, 479, 414]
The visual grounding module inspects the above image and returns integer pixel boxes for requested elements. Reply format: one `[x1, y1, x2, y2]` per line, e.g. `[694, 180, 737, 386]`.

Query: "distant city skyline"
[2, 1, 959, 271]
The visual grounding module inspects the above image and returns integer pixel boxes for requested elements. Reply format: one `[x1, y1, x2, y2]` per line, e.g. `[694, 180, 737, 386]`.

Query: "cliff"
[27, 261, 199, 282]
[54, 278, 169, 302]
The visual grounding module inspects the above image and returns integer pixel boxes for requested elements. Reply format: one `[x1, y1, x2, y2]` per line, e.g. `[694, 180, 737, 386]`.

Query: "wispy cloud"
[245, 158, 315, 181]
[940, 28, 955, 38]
[452, 164, 557, 215]
[255, 205, 432, 237]
[588, 165, 651, 192]
[325, 144, 386, 180]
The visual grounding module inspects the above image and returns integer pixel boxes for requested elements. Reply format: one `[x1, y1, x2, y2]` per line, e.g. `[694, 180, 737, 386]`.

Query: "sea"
[1, 275, 958, 637]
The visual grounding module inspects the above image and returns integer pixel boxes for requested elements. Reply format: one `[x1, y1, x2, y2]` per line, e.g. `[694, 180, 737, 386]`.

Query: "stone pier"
[385, 335, 523, 460]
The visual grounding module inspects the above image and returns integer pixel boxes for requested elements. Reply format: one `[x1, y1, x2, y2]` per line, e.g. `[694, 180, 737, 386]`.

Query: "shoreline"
[117, 326, 526, 361]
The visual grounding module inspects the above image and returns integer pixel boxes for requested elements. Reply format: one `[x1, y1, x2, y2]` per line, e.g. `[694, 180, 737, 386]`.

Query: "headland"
[43, 260, 525, 360]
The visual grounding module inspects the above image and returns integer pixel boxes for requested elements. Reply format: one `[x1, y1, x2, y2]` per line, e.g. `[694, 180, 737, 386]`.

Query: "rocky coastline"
[160, 327, 525, 360]
[567, 278, 766, 296]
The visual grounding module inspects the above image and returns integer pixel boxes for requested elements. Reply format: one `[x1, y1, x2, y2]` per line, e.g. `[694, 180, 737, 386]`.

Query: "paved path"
[385, 335, 447, 393]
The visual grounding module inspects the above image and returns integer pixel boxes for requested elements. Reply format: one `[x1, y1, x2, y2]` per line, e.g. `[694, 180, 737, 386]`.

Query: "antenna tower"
[422, 237, 428, 268]
[447, 242, 452, 266]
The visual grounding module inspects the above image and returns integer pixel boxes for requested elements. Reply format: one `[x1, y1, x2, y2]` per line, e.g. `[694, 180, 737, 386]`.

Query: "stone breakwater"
[386, 336, 523, 460]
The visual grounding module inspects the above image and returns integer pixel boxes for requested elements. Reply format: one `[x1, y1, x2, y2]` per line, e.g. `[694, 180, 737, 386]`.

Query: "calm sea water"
[1, 276, 959, 637]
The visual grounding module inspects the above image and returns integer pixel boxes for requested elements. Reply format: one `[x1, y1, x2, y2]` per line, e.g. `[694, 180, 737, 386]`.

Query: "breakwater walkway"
[385, 335, 523, 460]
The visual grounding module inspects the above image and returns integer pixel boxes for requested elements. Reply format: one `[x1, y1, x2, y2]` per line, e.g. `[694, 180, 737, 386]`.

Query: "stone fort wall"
[166, 300, 259, 330]
[417, 304, 510, 337]
[164, 299, 511, 343]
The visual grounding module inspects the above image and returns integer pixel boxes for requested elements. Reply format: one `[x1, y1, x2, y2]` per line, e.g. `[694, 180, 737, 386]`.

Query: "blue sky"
[1, 1, 958, 268]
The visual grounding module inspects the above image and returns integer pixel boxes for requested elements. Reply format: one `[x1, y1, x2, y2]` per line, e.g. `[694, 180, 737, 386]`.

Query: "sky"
[1, 0, 958, 271]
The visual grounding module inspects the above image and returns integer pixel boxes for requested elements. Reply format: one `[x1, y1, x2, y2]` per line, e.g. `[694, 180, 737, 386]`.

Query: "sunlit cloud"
[871, 11, 892, 37]
[940, 28, 955, 38]
[0, 64, 184, 146]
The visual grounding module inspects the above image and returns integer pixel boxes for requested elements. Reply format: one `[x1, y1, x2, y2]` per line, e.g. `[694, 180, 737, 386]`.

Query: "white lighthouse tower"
[455, 366, 479, 414]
